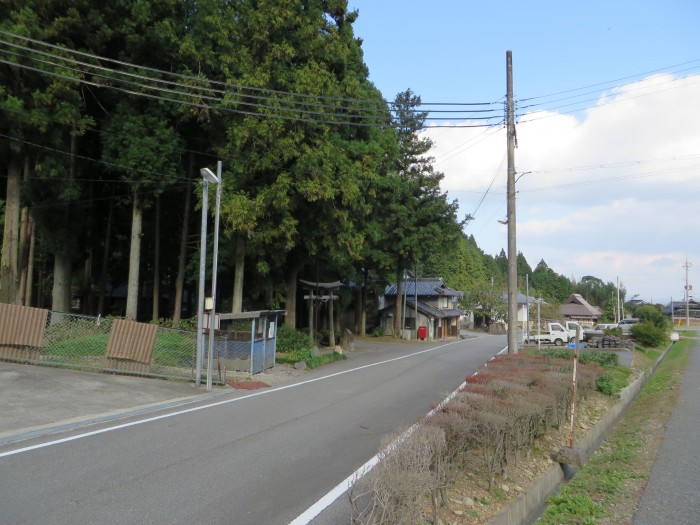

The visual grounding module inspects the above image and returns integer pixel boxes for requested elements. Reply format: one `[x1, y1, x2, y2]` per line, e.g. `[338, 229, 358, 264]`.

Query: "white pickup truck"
[526, 322, 571, 346]
[564, 321, 586, 341]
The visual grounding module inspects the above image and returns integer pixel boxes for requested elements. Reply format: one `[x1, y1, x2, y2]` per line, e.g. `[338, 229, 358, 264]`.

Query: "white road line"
[0, 339, 470, 459]
[288, 344, 509, 525]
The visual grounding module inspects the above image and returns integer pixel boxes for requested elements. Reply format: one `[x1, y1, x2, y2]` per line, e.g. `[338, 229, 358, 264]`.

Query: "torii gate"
[299, 279, 342, 348]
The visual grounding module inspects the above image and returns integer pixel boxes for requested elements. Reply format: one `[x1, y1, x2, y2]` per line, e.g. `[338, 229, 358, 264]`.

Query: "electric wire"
[0, 53, 501, 128]
[518, 57, 700, 103]
[517, 75, 700, 125]
[0, 31, 503, 126]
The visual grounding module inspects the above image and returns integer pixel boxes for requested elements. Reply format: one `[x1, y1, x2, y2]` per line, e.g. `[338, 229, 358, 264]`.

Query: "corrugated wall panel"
[0, 303, 48, 347]
[105, 319, 157, 365]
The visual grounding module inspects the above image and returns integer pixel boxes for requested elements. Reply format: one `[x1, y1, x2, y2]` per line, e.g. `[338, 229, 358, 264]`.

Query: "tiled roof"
[389, 298, 462, 319]
[385, 277, 464, 298]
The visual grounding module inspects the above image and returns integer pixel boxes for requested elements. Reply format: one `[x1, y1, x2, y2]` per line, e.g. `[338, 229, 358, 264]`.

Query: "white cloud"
[427, 73, 700, 303]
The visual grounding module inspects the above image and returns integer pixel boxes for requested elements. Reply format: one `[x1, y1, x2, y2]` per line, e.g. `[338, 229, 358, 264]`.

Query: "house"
[379, 277, 464, 340]
[559, 293, 601, 325]
[663, 300, 700, 319]
[499, 291, 543, 330]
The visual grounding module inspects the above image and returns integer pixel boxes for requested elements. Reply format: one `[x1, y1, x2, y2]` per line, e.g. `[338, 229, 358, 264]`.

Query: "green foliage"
[277, 325, 314, 362]
[539, 348, 619, 367]
[371, 326, 385, 337]
[635, 305, 669, 329]
[574, 275, 625, 319]
[304, 352, 346, 370]
[537, 493, 603, 524]
[630, 321, 668, 347]
[531, 259, 574, 303]
[152, 330, 196, 366]
[459, 281, 507, 321]
[580, 351, 619, 366]
[595, 366, 632, 396]
[44, 333, 110, 357]
[423, 234, 488, 293]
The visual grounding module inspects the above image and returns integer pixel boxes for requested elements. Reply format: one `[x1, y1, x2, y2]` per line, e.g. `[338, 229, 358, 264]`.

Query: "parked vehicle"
[595, 323, 619, 331]
[526, 322, 571, 346]
[564, 321, 586, 341]
[618, 318, 640, 334]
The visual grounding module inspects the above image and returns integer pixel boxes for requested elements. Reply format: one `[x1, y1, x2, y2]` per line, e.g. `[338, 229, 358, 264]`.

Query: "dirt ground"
[433, 389, 621, 524]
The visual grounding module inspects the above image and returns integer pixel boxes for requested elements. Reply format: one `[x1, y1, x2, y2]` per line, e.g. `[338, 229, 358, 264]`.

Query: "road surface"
[0, 335, 505, 525]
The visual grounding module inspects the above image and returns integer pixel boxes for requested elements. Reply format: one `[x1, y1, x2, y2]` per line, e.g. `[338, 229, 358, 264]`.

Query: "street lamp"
[196, 162, 222, 391]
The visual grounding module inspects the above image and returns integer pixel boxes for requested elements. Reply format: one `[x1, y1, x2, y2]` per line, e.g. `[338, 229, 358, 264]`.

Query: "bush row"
[351, 354, 607, 524]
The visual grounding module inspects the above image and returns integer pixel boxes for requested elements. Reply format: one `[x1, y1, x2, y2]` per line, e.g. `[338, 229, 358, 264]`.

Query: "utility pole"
[506, 50, 518, 354]
[684, 258, 692, 327]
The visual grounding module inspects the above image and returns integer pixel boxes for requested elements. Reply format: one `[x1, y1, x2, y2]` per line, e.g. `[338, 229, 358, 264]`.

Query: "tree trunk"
[0, 155, 21, 304]
[125, 193, 143, 321]
[360, 268, 368, 336]
[83, 248, 93, 314]
[152, 195, 161, 321]
[51, 251, 72, 313]
[17, 157, 32, 305]
[172, 169, 192, 326]
[231, 234, 245, 313]
[25, 219, 36, 306]
[17, 216, 29, 305]
[285, 265, 299, 327]
[354, 277, 361, 334]
[97, 196, 114, 316]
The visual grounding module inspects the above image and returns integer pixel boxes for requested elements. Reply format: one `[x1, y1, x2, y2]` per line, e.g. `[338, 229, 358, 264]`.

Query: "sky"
[347, 0, 700, 305]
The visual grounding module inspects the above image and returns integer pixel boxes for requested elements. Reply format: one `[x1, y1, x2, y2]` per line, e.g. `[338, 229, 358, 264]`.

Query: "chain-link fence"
[3, 310, 230, 383]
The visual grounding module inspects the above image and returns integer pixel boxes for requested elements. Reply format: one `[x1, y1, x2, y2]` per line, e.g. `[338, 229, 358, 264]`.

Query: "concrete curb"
[488, 343, 675, 525]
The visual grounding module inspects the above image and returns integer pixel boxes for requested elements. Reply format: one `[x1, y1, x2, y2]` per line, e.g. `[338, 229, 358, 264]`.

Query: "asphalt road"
[0, 335, 506, 525]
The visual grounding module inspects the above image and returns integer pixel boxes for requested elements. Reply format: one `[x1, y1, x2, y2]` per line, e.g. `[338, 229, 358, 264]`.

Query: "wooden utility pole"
[506, 50, 518, 354]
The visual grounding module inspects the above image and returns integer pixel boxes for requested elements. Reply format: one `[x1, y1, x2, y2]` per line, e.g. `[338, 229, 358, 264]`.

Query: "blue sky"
[347, 0, 700, 307]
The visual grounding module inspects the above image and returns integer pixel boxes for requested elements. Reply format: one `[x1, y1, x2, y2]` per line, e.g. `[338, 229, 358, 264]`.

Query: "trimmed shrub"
[630, 321, 668, 347]
[276, 325, 314, 362]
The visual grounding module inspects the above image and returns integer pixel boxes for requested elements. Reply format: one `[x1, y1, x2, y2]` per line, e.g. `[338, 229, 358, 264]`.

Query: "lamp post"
[195, 175, 209, 387]
[200, 162, 222, 392]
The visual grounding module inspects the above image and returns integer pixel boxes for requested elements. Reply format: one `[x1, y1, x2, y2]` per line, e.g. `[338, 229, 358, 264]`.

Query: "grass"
[43, 329, 196, 367]
[595, 365, 632, 396]
[535, 335, 694, 524]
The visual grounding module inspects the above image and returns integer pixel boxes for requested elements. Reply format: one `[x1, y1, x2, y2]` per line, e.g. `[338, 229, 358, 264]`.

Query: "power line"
[0, 131, 188, 181]
[521, 153, 700, 175]
[0, 52, 500, 129]
[0, 31, 502, 127]
[517, 73, 700, 123]
[0, 106, 220, 159]
[518, 57, 700, 103]
[469, 154, 507, 220]
[517, 163, 700, 193]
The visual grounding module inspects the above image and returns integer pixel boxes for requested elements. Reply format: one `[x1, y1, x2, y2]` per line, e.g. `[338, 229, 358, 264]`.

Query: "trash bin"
[417, 326, 427, 340]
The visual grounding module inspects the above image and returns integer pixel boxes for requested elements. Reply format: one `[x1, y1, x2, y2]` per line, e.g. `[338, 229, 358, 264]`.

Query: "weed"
[535, 335, 694, 524]
[538, 493, 603, 524]
[595, 365, 631, 396]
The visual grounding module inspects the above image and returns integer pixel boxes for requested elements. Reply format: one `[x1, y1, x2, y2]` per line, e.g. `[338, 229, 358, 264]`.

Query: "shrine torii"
[299, 279, 342, 348]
